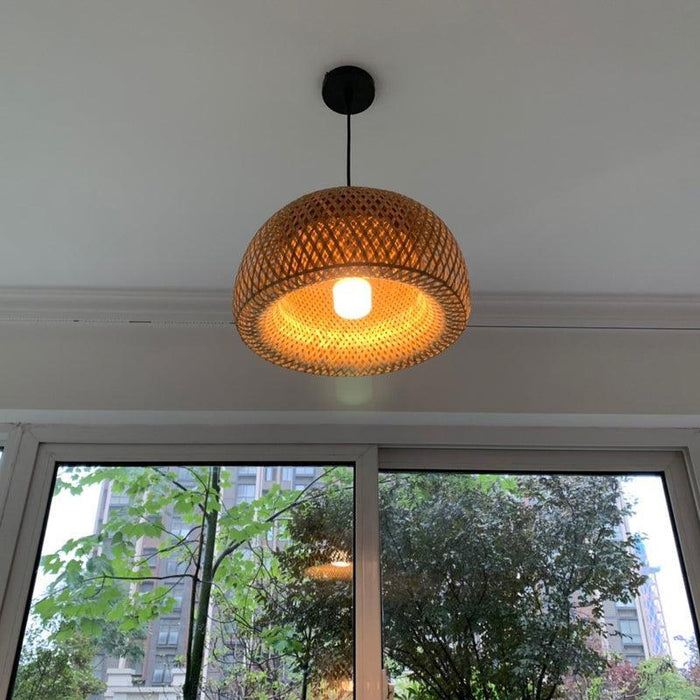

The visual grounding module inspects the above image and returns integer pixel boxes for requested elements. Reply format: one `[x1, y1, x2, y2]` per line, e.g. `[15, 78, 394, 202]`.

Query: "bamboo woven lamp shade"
[234, 186, 470, 376]
[232, 67, 471, 376]
[303, 561, 354, 582]
[303, 549, 354, 581]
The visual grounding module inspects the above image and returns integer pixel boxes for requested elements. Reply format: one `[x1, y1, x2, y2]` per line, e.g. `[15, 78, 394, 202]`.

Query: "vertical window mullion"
[354, 446, 383, 699]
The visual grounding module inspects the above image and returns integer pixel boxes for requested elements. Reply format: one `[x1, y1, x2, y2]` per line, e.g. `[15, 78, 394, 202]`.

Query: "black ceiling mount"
[322, 66, 375, 115]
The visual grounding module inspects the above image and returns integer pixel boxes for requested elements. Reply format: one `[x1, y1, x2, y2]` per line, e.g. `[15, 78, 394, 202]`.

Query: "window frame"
[0, 433, 379, 699]
[0, 423, 699, 700]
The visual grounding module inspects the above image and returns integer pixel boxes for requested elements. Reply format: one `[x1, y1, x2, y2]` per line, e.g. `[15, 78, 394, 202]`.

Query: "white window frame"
[1, 423, 699, 700]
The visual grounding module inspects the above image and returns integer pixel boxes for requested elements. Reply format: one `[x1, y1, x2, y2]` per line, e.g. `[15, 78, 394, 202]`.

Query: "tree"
[34, 465, 338, 700]
[637, 657, 700, 700]
[12, 620, 105, 700]
[559, 655, 700, 700]
[677, 636, 700, 688]
[256, 471, 354, 698]
[559, 656, 645, 700]
[270, 473, 646, 700]
[30, 468, 648, 700]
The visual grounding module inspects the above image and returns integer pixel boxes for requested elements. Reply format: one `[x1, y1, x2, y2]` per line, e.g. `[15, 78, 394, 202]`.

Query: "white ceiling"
[4, 0, 700, 296]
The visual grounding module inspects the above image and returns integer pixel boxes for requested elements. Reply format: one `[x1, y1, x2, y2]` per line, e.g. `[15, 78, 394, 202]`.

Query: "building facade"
[602, 526, 671, 665]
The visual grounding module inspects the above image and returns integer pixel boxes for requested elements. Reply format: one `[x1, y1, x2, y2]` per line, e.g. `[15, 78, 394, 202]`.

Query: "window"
[8, 462, 354, 699]
[5, 442, 700, 700]
[170, 584, 185, 612]
[237, 466, 257, 476]
[377, 466, 699, 699]
[153, 654, 175, 684]
[158, 623, 180, 647]
[235, 483, 256, 504]
[295, 466, 315, 476]
[265, 466, 277, 481]
[169, 517, 192, 538]
[174, 467, 196, 485]
[619, 619, 643, 645]
[141, 546, 158, 567]
[109, 492, 130, 506]
[281, 467, 293, 482]
[165, 558, 188, 575]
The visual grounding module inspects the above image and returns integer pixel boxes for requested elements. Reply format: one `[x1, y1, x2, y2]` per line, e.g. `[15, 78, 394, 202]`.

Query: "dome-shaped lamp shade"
[233, 186, 470, 376]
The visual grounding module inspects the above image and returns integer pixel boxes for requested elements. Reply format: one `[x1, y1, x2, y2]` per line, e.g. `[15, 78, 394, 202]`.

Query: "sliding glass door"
[3, 441, 699, 700]
[9, 462, 355, 700]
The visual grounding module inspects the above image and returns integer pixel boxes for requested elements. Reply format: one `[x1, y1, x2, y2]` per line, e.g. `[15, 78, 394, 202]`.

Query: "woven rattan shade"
[233, 186, 470, 376]
[303, 563, 354, 582]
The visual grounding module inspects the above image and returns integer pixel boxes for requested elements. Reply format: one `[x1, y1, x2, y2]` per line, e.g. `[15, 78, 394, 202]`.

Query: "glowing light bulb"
[331, 560, 351, 568]
[332, 278, 372, 320]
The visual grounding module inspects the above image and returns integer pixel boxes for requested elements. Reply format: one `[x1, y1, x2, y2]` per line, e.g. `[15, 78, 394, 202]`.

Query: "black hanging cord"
[322, 66, 374, 186]
[346, 111, 351, 186]
[345, 86, 352, 187]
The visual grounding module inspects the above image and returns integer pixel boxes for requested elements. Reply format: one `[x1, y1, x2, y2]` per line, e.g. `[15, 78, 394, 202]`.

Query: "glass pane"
[379, 471, 699, 699]
[11, 464, 354, 700]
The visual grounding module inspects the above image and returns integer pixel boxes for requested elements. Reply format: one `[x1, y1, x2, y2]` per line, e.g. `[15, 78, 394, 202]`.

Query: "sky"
[32, 480, 101, 601]
[622, 475, 697, 664]
[30, 469, 697, 666]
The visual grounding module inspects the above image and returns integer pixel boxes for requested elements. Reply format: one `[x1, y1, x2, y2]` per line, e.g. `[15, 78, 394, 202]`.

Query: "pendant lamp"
[233, 66, 470, 376]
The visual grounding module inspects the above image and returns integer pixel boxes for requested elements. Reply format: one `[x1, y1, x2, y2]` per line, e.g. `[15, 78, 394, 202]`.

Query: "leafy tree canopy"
[272, 473, 646, 700]
[28, 468, 668, 700]
[12, 619, 105, 700]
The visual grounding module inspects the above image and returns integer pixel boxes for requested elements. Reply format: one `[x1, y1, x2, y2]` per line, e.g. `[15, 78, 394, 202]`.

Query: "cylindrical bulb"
[333, 278, 372, 320]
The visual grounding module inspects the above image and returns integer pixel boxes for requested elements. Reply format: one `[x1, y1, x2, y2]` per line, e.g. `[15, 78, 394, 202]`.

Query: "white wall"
[1, 319, 699, 422]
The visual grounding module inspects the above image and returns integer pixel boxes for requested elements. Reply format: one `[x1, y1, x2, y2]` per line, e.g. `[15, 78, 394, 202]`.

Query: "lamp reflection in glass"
[304, 550, 353, 581]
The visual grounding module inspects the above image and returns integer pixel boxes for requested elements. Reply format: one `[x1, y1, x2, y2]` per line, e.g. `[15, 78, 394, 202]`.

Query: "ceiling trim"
[0, 287, 699, 330]
[1, 410, 700, 429]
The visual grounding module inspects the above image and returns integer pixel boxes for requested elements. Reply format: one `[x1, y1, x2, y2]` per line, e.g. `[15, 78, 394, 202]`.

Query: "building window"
[165, 558, 188, 576]
[141, 546, 158, 567]
[109, 492, 130, 506]
[174, 466, 196, 485]
[170, 517, 192, 538]
[265, 466, 277, 481]
[170, 584, 185, 612]
[152, 654, 175, 684]
[282, 467, 293, 482]
[619, 619, 643, 645]
[295, 466, 315, 476]
[238, 466, 257, 476]
[235, 483, 256, 504]
[158, 624, 180, 647]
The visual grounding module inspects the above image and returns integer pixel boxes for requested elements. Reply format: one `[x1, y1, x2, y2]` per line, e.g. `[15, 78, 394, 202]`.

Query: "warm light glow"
[258, 277, 446, 376]
[331, 560, 351, 568]
[333, 277, 372, 320]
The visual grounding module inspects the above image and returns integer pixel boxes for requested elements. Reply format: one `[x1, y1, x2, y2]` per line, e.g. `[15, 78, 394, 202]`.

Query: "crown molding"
[0, 287, 233, 325]
[1, 409, 699, 428]
[471, 292, 700, 330]
[0, 287, 698, 330]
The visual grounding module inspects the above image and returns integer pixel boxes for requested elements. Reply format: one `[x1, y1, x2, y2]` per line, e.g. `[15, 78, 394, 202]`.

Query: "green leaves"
[13, 619, 106, 700]
[376, 473, 647, 700]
